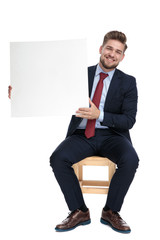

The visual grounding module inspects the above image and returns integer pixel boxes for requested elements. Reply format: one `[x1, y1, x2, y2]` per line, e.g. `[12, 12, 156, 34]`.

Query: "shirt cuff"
[98, 110, 104, 122]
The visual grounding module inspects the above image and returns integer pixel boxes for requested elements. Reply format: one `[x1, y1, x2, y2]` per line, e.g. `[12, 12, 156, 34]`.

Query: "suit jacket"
[66, 65, 138, 142]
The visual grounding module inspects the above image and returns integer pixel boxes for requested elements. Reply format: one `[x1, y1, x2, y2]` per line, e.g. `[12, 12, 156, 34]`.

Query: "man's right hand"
[8, 86, 12, 99]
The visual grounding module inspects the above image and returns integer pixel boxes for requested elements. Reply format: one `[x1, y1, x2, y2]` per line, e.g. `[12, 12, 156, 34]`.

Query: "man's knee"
[50, 150, 61, 171]
[50, 148, 71, 172]
[128, 154, 139, 172]
[50, 151, 56, 170]
[119, 151, 139, 173]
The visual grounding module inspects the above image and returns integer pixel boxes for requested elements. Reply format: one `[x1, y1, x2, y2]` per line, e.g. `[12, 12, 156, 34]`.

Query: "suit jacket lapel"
[88, 65, 97, 97]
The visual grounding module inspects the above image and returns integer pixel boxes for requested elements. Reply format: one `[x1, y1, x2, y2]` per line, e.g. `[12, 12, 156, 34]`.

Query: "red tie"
[85, 72, 108, 138]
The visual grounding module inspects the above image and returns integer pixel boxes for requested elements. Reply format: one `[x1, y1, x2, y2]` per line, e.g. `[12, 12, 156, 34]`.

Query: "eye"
[116, 50, 122, 55]
[106, 46, 112, 50]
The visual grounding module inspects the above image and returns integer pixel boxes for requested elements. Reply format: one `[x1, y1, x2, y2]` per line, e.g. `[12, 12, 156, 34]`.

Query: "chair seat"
[73, 156, 116, 194]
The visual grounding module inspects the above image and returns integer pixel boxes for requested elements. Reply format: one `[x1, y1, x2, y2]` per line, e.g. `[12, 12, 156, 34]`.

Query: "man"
[50, 31, 139, 233]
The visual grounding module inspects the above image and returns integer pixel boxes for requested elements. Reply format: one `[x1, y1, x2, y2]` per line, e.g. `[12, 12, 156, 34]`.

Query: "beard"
[100, 56, 119, 70]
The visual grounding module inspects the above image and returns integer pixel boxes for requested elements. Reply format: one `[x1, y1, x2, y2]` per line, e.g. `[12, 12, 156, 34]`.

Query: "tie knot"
[100, 72, 108, 81]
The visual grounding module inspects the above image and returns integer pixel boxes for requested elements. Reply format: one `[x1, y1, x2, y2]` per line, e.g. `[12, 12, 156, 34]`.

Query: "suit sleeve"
[101, 78, 138, 130]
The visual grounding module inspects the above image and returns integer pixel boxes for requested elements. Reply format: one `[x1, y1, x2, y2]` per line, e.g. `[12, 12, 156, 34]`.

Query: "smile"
[106, 57, 115, 63]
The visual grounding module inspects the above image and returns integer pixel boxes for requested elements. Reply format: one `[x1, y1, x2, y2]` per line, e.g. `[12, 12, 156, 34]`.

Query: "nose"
[108, 50, 115, 58]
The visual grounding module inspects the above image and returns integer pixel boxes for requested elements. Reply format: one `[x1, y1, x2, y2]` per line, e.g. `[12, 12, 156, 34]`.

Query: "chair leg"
[109, 163, 116, 183]
[73, 164, 79, 179]
[78, 165, 83, 181]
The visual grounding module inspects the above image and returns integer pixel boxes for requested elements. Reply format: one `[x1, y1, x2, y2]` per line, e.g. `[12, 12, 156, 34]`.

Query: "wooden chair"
[72, 156, 116, 194]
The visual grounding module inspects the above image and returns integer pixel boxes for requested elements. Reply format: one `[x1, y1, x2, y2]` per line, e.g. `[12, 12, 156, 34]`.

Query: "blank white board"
[10, 39, 89, 117]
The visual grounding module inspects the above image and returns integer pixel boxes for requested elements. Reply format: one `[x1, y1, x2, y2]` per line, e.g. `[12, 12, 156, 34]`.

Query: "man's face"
[99, 39, 125, 72]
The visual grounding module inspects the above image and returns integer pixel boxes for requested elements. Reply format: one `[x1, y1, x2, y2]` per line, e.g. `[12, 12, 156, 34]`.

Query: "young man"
[50, 31, 139, 233]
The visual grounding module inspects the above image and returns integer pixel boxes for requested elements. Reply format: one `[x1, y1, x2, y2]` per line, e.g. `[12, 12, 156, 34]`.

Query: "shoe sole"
[100, 218, 131, 234]
[55, 219, 91, 232]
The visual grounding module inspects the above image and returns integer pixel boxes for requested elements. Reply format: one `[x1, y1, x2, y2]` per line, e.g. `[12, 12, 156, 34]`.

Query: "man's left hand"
[76, 98, 100, 120]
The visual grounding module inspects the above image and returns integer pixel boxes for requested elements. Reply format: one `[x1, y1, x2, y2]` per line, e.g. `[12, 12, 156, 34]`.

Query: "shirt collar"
[95, 64, 115, 81]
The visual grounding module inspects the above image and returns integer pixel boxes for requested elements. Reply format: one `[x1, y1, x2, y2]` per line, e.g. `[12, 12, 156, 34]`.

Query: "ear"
[120, 54, 125, 62]
[99, 45, 103, 54]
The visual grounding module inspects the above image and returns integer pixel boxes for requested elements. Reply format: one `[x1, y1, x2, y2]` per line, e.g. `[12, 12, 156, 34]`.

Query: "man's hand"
[76, 98, 100, 120]
[8, 86, 12, 99]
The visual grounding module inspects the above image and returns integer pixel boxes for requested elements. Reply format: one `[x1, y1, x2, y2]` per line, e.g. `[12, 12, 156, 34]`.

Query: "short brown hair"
[102, 31, 128, 52]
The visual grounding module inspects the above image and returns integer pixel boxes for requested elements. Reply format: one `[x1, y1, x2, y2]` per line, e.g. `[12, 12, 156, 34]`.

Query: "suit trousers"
[50, 129, 139, 212]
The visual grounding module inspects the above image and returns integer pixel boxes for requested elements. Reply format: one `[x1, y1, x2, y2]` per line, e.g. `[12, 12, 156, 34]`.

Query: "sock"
[103, 204, 110, 212]
[78, 204, 88, 212]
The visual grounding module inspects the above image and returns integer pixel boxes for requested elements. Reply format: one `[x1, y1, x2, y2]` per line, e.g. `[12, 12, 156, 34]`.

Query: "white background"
[0, 0, 160, 239]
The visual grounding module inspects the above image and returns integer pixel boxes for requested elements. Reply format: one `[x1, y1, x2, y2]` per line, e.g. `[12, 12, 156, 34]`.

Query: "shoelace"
[67, 210, 78, 218]
[111, 212, 122, 223]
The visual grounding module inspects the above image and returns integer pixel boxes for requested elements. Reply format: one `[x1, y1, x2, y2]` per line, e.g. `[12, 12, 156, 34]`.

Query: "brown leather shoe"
[100, 209, 131, 233]
[55, 209, 91, 232]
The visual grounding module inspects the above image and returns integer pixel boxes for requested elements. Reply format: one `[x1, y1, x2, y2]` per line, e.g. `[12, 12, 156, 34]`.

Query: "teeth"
[108, 58, 113, 62]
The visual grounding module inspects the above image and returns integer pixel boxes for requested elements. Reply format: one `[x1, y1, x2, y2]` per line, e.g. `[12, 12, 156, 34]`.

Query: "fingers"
[76, 108, 91, 119]
[77, 107, 90, 112]
[77, 99, 94, 112]
[76, 113, 92, 119]
[75, 98, 98, 119]
[89, 98, 93, 105]
[8, 86, 12, 99]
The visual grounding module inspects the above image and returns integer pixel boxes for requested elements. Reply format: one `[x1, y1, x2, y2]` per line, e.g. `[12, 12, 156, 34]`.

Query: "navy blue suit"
[50, 65, 139, 212]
